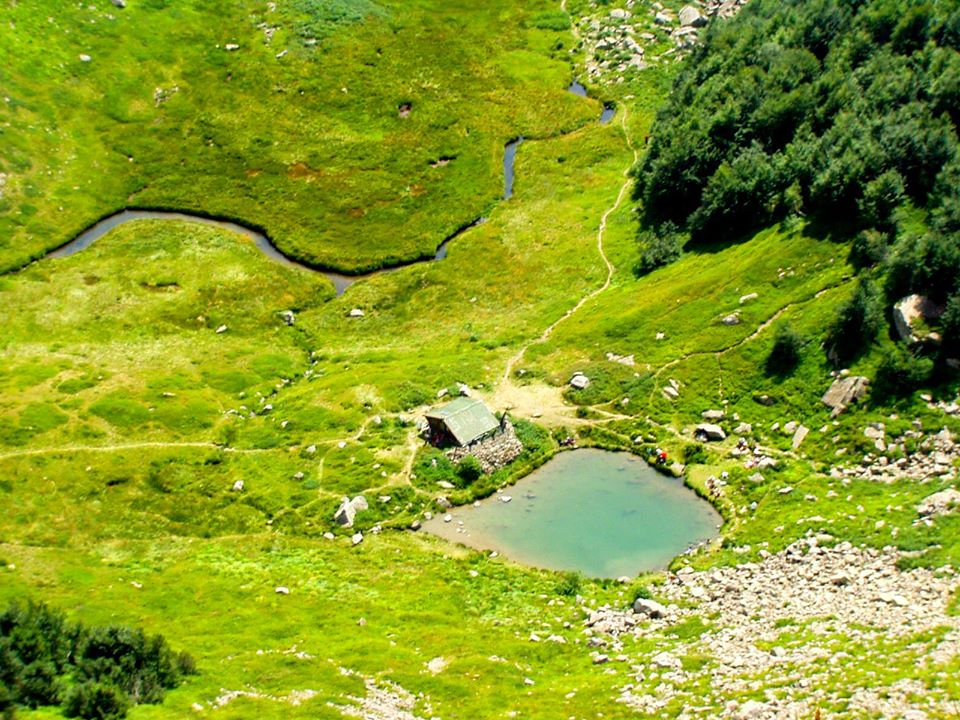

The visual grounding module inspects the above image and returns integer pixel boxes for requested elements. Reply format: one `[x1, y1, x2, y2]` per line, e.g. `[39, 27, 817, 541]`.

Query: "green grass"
[0, 0, 599, 274]
[0, 1, 958, 717]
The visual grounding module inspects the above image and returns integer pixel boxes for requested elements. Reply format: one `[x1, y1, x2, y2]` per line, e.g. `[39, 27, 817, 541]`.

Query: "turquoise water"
[423, 449, 722, 577]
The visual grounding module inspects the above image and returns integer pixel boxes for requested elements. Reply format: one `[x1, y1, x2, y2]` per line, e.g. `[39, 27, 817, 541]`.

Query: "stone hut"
[425, 397, 499, 448]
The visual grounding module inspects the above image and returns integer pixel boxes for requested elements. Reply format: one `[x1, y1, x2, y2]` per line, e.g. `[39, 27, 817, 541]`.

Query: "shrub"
[942, 294, 960, 357]
[849, 229, 889, 269]
[858, 170, 905, 230]
[63, 683, 128, 720]
[765, 323, 805, 375]
[873, 347, 933, 398]
[633, 222, 684, 276]
[826, 279, 883, 364]
[554, 571, 582, 597]
[0, 685, 15, 720]
[682, 444, 708, 465]
[456, 456, 483, 484]
[0, 602, 194, 719]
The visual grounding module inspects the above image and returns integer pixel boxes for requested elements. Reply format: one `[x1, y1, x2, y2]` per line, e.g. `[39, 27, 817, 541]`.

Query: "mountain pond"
[423, 448, 722, 578]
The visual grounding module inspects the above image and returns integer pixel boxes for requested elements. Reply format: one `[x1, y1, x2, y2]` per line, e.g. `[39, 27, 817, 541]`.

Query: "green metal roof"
[425, 397, 499, 446]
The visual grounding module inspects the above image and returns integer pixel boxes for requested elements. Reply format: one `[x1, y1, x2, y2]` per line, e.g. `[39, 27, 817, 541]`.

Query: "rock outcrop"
[446, 419, 523, 474]
[893, 295, 943, 345]
[821, 375, 869, 417]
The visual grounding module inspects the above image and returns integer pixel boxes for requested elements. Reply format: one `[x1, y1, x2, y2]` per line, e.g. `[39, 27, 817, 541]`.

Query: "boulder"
[334, 497, 356, 527]
[917, 487, 960, 517]
[570, 373, 590, 390]
[821, 375, 869, 417]
[351, 532, 363, 545]
[701, 409, 725, 421]
[739, 700, 768, 720]
[679, 5, 707, 27]
[722, 313, 741, 325]
[791, 425, 809, 449]
[632, 598, 668, 618]
[232, 479, 244, 492]
[348, 308, 365, 318]
[663, 386, 679, 400]
[734, 422, 753, 435]
[215, 324, 228, 333]
[275, 586, 289, 595]
[111, 0, 126, 7]
[280, 310, 295, 326]
[350, 495, 369, 512]
[79, 54, 92, 62]
[695, 423, 726, 442]
[609, 8, 630, 19]
[654, 12, 673, 25]
[651, 651, 681, 669]
[892, 295, 944, 345]
[739, 292, 758, 304]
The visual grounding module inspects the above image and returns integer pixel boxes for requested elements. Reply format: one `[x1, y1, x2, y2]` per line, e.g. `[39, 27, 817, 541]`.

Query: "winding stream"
[34, 79, 615, 295]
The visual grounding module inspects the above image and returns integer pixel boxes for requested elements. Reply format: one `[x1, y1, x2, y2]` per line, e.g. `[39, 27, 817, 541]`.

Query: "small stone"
[351, 532, 363, 545]
[79, 54, 92, 62]
[275, 586, 289, 595]
[232, 479, 244, 492]
[349, 308, 365, 318]
[215, 324, 228, 334]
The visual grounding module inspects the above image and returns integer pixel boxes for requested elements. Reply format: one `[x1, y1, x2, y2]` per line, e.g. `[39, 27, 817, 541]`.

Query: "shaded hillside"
[633, 0, 960, 322]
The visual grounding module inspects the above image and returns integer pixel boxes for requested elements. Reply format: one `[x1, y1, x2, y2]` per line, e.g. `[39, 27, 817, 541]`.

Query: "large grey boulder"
[917, 488, 960, 517]
[334, 497, 357, 527]
[679, 5, 707, 27]
[893, 295, 944, 345]
[791, 425, 809, 449]
[633, 598, 668, 618]
[570, 372, 590, 390]
[821, 376, 869, 417]
[701, 409, 725, 421]
[695, 423, 726, 442]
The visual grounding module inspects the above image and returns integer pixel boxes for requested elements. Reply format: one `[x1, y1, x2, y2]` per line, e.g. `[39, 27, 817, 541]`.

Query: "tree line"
[0, 601, 195, 720]
[632, 0, 960, 364]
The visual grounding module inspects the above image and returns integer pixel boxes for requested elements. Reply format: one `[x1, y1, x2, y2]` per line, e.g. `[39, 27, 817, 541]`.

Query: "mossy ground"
[1, 0, 958, 718]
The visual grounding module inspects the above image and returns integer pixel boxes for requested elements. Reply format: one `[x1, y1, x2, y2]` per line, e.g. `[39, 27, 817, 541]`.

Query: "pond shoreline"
[422, 447, 723, 577]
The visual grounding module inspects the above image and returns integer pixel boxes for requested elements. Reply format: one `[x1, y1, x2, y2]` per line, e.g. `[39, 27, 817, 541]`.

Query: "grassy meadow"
[1, 0, 959, 718]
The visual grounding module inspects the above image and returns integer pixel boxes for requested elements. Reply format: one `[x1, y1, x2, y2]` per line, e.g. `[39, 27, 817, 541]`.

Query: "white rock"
[215, 324, 228, 334]
[348, 308, 365, 318]
[275, 586, 289, 595]
[651, 651, 680, 669]
[232, 479, 244, 492]
[351, 532, 363, 545]
[633, 598, 668, 618]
